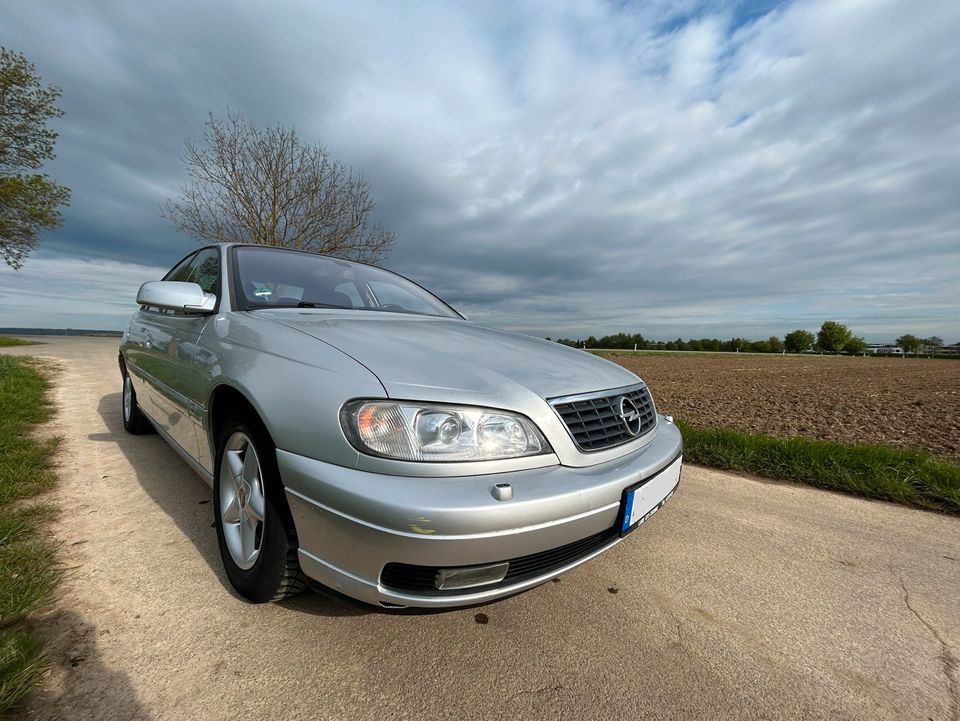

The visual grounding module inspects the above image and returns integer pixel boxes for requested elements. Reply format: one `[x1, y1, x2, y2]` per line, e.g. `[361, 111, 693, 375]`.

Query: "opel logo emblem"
[619, 396, 642, 436]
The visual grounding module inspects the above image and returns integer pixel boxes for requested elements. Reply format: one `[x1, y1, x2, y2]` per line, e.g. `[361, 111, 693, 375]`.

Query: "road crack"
[899, 575, 959, 721]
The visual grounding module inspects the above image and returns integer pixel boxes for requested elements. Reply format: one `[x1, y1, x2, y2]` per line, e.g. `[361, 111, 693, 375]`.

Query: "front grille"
[380, 527, 618, 596]
[551, 384, 657, 451]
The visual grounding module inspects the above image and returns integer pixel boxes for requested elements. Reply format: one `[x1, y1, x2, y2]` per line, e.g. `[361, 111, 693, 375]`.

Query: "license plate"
[619, 455, 682, 536]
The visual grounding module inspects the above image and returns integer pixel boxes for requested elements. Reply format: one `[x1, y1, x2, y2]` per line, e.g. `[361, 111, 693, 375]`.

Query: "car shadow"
[25, 609, 151, 720]
[93, 392, 367, 617]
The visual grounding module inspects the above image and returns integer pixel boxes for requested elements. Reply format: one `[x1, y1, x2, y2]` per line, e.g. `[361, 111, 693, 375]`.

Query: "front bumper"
[278, 417, 683, 608]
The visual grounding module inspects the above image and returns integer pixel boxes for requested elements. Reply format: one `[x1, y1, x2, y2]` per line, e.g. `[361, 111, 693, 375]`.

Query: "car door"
[123, 315, 156, 420]
[138, 247, 220, 462]
[125, 251, 198, 420]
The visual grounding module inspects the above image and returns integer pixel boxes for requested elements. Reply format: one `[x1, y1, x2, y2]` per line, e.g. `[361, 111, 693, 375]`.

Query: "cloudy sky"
[1, 0, 958, 342]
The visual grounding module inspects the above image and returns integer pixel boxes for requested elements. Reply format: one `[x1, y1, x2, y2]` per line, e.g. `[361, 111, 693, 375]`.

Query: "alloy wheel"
[218, 431, 267, 570]
[123, 375, 133, 422]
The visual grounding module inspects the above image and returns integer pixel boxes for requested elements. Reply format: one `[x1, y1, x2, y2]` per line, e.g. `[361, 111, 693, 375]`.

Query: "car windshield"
[233, 246, 460, 318]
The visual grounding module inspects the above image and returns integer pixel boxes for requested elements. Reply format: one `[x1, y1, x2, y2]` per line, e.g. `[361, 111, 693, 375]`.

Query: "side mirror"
[137, 281, 216, 314]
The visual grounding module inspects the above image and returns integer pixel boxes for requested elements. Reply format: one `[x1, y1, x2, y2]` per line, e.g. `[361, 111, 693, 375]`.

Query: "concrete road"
[5, 336, 959, 721]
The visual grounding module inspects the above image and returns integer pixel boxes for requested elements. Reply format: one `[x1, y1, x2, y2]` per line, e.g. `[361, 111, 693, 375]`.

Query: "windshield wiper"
[247, 301, 345, 310]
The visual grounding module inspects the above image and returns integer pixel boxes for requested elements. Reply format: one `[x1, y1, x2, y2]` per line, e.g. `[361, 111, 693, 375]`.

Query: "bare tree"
[162, 112, 395, 264]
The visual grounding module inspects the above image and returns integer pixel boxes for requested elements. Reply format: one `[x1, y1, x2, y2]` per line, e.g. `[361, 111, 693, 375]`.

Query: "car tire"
[121, 371, 153, 435]
[213, 413, 308, 603]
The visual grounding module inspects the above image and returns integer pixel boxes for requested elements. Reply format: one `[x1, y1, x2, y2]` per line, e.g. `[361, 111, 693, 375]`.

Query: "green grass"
[0, 337, 36, 349]
[0, 356, 60, 715]
[676, 420, 960, 515]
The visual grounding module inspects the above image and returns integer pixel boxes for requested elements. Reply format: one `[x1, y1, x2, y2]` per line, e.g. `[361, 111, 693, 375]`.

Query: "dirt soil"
[608, 354, 960, 463]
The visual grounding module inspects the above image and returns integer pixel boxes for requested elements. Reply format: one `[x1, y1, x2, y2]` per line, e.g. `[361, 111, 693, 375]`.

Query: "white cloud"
[1, 0, 958, 341]
[0, 257, 167, 330]
[670, 15, 725, 94]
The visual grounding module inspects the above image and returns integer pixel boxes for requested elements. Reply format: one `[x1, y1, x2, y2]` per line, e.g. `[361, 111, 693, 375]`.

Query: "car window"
[162, 248, 219, 296]
[164, 253, 198, 283]
[366, 281, 438, 315]
[234, 246, 460, 318]
[334, 281, 363, 307]
[242, 282, 304, 304]
[186, 248, 220, 296]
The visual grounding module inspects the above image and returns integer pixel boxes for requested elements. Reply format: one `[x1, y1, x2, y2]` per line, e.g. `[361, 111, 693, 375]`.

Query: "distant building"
[866, 343, 903, 355]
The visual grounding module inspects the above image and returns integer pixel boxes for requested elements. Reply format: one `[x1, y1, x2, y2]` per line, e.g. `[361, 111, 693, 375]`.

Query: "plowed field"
[607, 353, 960, 464]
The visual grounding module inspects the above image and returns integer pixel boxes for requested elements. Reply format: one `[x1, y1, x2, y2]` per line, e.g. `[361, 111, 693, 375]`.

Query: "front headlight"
[340, 400, 551, 462]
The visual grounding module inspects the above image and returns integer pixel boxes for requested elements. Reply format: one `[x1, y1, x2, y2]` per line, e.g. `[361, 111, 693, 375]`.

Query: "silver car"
[119, 243, 682, 608]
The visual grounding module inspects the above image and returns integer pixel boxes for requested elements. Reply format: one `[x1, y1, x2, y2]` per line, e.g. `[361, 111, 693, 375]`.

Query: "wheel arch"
[207, 381, 300, 533]
[207, 382, 275, 451]
[208, 381, 308, 601]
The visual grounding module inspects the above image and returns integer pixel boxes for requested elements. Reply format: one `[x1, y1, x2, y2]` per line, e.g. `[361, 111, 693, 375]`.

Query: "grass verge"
[0, 355, 60, 715]
[676, 419, 960, 515]
[0, 337, 37, 349]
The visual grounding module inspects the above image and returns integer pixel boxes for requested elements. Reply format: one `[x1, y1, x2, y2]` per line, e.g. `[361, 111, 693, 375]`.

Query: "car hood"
[261, 311, 640, 403]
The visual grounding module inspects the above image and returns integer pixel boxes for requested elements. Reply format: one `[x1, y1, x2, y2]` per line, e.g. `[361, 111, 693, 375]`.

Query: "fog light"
[435, 562, 509, 590]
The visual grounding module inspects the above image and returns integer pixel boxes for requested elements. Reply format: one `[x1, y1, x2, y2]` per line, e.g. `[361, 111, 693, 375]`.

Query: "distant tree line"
[893, 334, 944, 354]
[548, 322, 952, 355]
[549, 333, 787, 353]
